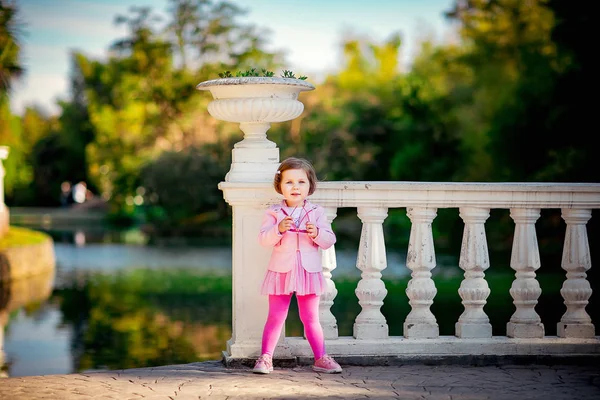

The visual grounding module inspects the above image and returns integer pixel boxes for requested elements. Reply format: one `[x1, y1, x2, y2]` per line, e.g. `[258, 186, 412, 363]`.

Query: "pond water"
[1, 227, 430, 377]
[2, 226, 591, 378]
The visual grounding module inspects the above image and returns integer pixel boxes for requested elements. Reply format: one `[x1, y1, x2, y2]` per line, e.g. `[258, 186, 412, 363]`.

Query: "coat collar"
[272, 199, 318, 212]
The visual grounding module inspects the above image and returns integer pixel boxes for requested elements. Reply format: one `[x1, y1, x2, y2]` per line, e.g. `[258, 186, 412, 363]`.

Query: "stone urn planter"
[196, 77, 315, 182]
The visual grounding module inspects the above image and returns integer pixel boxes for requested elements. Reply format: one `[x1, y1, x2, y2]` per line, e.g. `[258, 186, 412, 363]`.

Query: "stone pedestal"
[198, 77, 315, 358]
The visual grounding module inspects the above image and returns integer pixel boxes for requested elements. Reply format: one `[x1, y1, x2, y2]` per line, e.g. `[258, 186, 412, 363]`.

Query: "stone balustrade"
[219, 181, 600, 361]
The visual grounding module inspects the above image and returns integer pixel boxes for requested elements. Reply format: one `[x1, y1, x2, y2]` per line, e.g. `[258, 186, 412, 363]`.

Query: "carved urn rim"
[196, 77, 315, 92]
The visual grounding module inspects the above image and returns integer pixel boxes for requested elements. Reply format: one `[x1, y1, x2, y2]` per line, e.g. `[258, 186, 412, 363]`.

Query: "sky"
[10, 0, 456, 116]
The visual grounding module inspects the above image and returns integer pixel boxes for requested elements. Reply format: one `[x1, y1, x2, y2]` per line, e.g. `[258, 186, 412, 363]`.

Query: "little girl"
[253, 157, 342, 374]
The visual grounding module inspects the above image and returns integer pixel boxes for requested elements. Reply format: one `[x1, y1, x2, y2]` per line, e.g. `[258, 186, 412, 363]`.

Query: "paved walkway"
[1, 361, 599, 400]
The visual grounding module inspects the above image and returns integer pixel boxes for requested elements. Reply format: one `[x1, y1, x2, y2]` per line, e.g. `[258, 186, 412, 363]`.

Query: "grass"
[0, 226, 50, 249]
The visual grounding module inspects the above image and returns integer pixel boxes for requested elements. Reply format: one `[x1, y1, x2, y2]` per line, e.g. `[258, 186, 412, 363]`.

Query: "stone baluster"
[404, 207, 439, 338]
[456, 207, 492, 338]
[353, 206, 389, 339]
[320, 206, 339, 339]
[558, 209, 595, 338]
[507, 208, 544, 338]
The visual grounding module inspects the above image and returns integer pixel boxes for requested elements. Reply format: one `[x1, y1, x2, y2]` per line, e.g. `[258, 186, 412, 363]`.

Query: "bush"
[140, 146, 230, 235]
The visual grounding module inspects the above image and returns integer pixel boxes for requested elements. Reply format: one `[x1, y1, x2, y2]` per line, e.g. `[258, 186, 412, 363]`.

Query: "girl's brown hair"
[274, 157, 317, 195]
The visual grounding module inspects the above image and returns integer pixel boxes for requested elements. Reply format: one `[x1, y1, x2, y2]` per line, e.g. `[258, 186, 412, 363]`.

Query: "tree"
[68, 1, 281, 222]
[0, 0, 23, 95]
[166, 0, 281, 70]
[443, 0, 594, 182]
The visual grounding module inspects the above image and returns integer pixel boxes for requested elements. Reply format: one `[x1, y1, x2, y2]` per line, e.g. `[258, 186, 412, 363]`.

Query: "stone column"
[198, 77, 315, 360]
[226, 122, 280, 182]
[507, 208, 544, 338]
[0, 146, 9, 238]
[404, 207, 439, 338]
[456, 207, 492, 338]
[558, 208, 595, 338]
[217, 197, 273, 359]
[353, 206, 389, 339]
[320, 206, 339, 339]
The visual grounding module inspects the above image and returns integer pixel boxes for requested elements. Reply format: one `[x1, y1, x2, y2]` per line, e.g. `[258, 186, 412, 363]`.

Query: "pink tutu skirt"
[260, 253, 326, 296]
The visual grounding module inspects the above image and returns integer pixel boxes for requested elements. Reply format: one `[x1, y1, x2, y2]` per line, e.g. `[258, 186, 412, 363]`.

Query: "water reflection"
[74, 230, 86, 247]
[0, 227, 458, 377]
[1, 268, 55, 377]
[55, 269, 232, 371]
[2, 227, 241, 377]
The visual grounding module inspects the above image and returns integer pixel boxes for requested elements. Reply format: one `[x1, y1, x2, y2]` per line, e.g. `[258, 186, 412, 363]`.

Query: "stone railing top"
[218, 181, 600, 209]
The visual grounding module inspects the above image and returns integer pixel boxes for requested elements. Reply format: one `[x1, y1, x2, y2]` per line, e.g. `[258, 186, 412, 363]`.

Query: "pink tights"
[261, 294, 325, 359]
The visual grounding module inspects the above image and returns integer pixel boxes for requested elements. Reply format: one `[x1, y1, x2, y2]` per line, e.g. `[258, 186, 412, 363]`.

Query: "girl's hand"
[306, 222, 318, 238]
[278, 216, 294, 233]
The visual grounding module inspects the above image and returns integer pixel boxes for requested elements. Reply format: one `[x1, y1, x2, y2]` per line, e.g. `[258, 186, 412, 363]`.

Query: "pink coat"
[258, 200, 337, 273]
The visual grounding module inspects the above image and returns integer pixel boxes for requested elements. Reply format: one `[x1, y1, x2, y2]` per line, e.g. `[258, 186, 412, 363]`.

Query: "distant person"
[60, 181, 72, 207]
[252, 157, 342, 375]
[73, 181, 87, 204]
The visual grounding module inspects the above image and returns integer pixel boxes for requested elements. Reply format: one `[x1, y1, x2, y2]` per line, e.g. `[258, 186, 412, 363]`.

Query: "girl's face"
[280, 168, 310, 207]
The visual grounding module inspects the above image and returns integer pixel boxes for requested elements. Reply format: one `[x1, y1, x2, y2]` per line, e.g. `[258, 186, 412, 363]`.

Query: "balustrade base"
[456, 322, 492, 338]
[323, 326, 339, 340]
[403, 322, 439, 339]
[558, 323, 596, 338]
[507, 322, 545, 338]
[223, 336, 600, 360]
[353, 323, 388, 339]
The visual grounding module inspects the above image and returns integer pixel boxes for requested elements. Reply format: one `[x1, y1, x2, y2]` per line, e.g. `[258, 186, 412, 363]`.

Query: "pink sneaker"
[252, 354, 273, 374]
[313, 354, 342, 373]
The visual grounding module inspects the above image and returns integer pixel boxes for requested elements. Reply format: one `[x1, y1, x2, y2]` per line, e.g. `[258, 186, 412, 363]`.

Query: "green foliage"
[3, 0, 596, 244]
[0, 0, 24, 94]
[0, 99, 29, 202]
[139, 144, 231, 236]
[218, 68, 306, 79]
[73, 1, 281, 218]
[441, 0, 596, 182]
[281, 69, 307, 80]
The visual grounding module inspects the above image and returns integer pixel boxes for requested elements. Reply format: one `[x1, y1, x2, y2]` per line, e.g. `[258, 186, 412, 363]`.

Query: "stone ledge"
[223, 352, 600, 368]
[0, 237, 55, 281]
[0, 208, 8, 237]
[226, 335, 600, 359]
